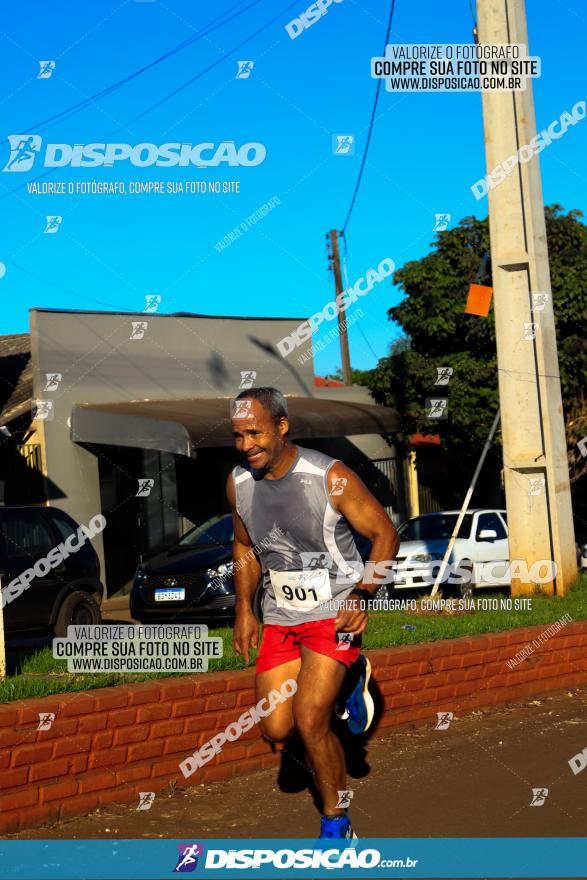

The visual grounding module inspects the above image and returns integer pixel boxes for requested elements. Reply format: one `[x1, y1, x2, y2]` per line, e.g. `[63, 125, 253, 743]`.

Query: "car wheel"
[446, 560, 475, 600]
[54, 591, 102, 637]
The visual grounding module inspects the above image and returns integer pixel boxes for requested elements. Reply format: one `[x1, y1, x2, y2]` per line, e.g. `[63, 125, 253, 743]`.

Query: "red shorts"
[256, 618, 361, 673]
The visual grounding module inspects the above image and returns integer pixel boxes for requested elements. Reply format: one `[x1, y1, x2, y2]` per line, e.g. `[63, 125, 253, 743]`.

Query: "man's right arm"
[226, 472, 261, 662]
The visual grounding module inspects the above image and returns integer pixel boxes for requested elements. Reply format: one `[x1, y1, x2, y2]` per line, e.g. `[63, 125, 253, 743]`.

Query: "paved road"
[101, 594, 135, 624]
[7, 686, 587, 878]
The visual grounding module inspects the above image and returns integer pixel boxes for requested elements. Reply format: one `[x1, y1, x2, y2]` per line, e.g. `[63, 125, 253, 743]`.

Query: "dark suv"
[0, 505, 103, 637]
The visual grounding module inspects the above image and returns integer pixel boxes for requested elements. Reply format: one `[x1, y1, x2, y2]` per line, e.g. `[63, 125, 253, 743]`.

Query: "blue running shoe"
[345, 655, 374, 734]
[319, 814, 356, 839]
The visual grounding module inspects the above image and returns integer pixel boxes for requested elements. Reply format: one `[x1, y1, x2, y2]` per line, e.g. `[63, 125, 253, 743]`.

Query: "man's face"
[231, 398, 288, 471]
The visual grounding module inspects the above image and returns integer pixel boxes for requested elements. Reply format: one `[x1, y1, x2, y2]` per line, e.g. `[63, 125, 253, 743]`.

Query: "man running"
[228, 387, 399, 839]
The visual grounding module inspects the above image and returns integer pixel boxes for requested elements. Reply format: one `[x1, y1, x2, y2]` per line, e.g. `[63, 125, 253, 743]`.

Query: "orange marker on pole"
[465, 251, 493, 316]
[465, 283, 493, 316]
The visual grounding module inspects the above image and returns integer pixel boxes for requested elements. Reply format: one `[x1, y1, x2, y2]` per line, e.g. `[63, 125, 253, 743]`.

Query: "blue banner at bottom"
[0, 837, 586, 879]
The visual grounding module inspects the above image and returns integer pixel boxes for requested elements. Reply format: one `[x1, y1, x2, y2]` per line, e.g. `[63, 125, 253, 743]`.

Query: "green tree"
[324, 367, 375, 386]
[369, 205, 587, 486]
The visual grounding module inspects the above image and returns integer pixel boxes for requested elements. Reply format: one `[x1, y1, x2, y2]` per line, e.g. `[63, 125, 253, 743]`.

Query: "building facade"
[0, 309, 405, 595]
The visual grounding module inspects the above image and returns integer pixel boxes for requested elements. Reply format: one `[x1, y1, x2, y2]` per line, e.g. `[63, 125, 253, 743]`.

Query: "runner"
[228, 386, 399, 839]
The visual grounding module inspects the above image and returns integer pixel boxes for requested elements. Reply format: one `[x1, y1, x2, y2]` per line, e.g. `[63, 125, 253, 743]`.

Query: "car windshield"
[176, 514, 233, 548]
[397, 513, 473, 542]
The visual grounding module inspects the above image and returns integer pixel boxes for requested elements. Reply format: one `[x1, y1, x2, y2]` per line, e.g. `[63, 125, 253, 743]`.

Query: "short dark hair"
[234, 386, 288, 425]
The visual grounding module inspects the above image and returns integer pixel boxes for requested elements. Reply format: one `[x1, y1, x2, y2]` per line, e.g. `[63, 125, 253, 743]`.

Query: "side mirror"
[478, 529, 497, 541]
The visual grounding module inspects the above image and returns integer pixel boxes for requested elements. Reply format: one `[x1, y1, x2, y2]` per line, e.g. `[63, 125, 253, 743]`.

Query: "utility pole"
[326, 229, 352, 385]
[477, 0, 577, 595]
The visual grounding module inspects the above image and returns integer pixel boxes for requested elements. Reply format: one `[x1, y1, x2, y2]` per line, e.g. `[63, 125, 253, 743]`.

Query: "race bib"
[269, 568, 332, 611]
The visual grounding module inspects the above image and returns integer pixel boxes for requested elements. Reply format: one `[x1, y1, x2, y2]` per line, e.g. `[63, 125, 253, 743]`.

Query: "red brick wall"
[1, 620, 586, 834]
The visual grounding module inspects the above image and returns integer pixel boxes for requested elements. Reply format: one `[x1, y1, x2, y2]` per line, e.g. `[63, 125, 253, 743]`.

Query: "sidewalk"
[8, 685, 587, 842]
[100, 593, 135, 623]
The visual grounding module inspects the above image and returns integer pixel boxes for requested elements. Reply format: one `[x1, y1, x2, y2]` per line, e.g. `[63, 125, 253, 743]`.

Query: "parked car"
[130, 514, 236, 624]
[0, 505, 103, 637]
[130, 513, 378, 624]
[393, 509, 510, 598]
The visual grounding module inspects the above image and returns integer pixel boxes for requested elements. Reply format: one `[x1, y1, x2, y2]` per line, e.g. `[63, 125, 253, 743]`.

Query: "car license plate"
[154, 588, 185, 602]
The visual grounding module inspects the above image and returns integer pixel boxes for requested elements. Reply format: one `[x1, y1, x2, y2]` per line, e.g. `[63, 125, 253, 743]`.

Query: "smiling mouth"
[247, 452, 264, 461]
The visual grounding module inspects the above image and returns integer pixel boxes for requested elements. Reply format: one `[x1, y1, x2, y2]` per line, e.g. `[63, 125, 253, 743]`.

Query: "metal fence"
[368, 457, 407, 526]
[418, 481, 443, 514]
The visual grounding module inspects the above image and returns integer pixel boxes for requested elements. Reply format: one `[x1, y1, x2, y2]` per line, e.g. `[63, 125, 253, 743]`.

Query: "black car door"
[0, 509, 62, 631]
[46, 508, 97, 592]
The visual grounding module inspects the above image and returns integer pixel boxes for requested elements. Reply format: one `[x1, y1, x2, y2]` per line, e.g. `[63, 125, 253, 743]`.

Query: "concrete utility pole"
[326, 229, 352, 385]
[477, 0, 577, 595]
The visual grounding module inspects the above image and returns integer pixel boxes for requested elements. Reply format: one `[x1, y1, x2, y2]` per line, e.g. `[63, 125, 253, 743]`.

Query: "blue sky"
[0, 0, 585, 375]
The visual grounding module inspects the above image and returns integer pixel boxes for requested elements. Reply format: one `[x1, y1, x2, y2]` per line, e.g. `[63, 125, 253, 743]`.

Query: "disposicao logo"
[173, 843, 204, 873]
[2, 135, 266, 171]
[4, 135, 42, 172]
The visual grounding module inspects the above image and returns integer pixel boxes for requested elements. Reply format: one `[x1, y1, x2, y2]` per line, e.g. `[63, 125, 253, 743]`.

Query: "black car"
[130, 514, 236, 624]
[130, 513, 377, 625]
[0, 505, 103, 637]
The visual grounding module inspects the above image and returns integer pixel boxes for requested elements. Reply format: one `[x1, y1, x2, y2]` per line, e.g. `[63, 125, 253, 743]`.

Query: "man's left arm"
[328, 461, 400, 634]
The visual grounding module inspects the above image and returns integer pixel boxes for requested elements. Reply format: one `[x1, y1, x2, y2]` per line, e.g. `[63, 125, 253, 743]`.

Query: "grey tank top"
[233, 445, 364, 624]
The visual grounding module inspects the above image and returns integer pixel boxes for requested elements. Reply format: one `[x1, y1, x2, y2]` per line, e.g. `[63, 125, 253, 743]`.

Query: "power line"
[0, 0, 299, 200]
[112, 0, 299, 133]
[468, 0, 478, 28]
[341, 0, 397, 235]
[6, 258, 127, 310]
[14, 0, 260, 138]
[340, 237, 381, 364]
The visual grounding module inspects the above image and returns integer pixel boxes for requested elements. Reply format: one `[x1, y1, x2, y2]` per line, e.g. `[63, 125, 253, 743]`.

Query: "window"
[1, 512, 55, 561]
[48, 510, 78, 542]
[397, 514, 473, 542]
[176, 514, 234, 548]
[476, 512, 507, 541]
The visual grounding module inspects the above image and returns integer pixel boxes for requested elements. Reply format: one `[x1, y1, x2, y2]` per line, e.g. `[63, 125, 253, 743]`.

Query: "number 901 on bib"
[269, 568, 332, 610]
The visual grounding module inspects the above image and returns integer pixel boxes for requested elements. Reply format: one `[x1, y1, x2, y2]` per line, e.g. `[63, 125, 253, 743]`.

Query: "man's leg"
[256, 658, 301, 743]
[293, 646, 347, 816]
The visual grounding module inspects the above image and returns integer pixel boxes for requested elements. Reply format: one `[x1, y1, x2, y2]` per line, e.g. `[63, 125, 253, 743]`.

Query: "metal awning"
[71, 396, 401, 457]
